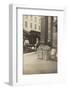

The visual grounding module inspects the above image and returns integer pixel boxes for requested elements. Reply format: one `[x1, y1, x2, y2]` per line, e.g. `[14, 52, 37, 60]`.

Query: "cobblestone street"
[23, 52, 57, 74]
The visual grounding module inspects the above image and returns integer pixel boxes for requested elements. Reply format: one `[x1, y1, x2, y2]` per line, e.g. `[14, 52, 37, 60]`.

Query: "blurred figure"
[35, 37, 40, 50]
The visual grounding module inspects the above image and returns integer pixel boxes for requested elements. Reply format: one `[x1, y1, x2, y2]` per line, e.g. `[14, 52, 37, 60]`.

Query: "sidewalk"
[23, 52, 57, 74]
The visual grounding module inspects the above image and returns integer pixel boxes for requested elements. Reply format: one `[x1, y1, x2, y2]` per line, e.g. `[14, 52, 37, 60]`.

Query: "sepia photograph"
[23, 15, 57, 75]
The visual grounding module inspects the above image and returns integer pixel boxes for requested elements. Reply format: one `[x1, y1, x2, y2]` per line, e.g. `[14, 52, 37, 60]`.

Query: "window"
[35, 16, 37, 22]
[39, 26, 40, 30]
[35, 24, 36, 29]
[30, 16, 32, 21]
[25, 21, 27, 27]
[39, 18, 41, 24]
[30, 23, 32, 28]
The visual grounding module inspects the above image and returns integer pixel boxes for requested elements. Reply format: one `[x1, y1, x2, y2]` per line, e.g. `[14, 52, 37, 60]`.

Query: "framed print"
[9, 4, 64, 86]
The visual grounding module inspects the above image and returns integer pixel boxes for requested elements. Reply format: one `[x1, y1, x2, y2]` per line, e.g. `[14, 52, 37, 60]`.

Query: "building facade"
[23, 15, 41, 32]
[41, 16, 57, 48]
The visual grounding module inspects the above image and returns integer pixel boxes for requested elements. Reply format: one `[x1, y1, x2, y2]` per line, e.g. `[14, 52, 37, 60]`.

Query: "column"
[40, 16, 48, 45]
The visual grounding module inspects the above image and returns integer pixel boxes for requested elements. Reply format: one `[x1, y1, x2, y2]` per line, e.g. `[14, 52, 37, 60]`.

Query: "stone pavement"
[23, 52, 57, 75]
